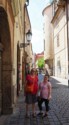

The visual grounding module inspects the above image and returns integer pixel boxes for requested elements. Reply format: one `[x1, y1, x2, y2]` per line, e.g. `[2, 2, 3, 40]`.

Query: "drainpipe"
[0, 42, 3, 114]
[66, 0, 69, 87]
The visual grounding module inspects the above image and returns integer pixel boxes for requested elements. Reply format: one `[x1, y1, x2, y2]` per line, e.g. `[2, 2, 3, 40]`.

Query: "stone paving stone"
[2, 76, 69, 125]
[23, 118, 30, 125]
[49, 122, 56, 125]
[43, 117, 50, 125]
[61, 122, 69, 125]
[36, 116, 44, 125]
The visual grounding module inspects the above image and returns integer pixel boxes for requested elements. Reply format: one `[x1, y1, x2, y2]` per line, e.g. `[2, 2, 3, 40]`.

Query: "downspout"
[66, 0, 69, 87]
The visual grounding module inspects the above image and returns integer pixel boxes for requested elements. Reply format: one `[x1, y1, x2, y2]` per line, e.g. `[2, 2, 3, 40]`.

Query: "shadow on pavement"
[50, 76, 68, 88]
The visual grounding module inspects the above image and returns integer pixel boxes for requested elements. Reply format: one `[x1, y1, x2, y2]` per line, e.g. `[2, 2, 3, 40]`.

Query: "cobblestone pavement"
[1, 76, 69, 125]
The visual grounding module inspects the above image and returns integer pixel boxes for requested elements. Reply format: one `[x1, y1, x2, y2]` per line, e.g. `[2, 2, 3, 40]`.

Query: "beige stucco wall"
[54, 8, 68, 78]
[12, 0, 32, 103]
[43, 5, 54, 61]
[13, 15, 22, 102]
[25, 43, 33, 70]
[44, 15, 54, 60]
[12, 0, 25, 103]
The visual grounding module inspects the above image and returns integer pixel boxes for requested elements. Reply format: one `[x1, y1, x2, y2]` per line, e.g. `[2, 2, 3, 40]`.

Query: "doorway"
[0, 7, 13, 114]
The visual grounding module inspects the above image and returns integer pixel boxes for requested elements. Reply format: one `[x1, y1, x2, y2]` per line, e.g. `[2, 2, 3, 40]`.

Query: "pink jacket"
[39, 81, 51, 99]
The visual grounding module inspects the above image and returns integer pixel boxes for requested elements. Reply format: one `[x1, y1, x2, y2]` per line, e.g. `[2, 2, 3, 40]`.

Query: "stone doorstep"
[0, 96, 22, 125]
[0, 115, 9, 125]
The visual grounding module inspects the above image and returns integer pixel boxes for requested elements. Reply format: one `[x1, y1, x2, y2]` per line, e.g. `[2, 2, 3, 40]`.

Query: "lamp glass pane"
[26, 34, 32, 42]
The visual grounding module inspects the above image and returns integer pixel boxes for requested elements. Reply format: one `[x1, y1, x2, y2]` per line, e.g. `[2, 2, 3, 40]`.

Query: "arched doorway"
[0, 7, 13, 114]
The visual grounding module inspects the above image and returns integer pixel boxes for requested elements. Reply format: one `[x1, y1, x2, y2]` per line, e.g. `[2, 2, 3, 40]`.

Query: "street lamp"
[20, 30, 32, 48]
[26, 30, 32, 42]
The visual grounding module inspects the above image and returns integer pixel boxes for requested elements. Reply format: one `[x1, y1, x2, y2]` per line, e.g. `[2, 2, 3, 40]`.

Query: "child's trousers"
[38, 98, 49, 112]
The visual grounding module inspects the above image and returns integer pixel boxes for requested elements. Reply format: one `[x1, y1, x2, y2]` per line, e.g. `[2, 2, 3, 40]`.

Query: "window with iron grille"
[57, 34, 59, 47]
[57, 56, 61, 73]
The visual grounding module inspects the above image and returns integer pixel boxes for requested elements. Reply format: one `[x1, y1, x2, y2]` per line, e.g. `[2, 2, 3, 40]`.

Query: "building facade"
[25, 43, 33, 72]
[51, 0, 67, 78]
[0, 0, 32, 115]
[22, 3, 32, 86]
[43, 0, 69, 78]
[42, 4, 54, 75]
[0, 0, 14, 114]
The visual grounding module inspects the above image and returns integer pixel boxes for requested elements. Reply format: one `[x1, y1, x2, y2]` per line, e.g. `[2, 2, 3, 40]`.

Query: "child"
[37, 74, 52, 118]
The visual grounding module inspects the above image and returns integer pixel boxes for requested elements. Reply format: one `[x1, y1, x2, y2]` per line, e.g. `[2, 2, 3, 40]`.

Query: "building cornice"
[42, 4, 51, 16]
[51, 1, 66, 24]
[51, 6, 64, 24]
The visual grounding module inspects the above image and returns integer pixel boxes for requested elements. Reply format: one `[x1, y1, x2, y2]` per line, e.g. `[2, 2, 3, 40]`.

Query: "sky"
[28, 0, 52, 54]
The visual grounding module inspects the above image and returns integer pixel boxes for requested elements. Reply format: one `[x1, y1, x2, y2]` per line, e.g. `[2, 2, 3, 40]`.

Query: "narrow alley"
[1, 75, 69, 125]
[0, 0, 69, 125]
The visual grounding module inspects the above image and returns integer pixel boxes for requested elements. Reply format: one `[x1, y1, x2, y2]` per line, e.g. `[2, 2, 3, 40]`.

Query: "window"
[57, 57, 61, 74]
[57, 60, 60, 67]
[44, 39, 45, 51]
[57, 34, 59, 47]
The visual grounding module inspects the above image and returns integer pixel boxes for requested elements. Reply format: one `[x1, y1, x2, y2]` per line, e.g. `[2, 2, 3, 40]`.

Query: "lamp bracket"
[20, 43, 30, 48]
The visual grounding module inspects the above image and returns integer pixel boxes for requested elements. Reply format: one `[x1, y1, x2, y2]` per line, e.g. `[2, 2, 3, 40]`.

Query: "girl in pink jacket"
[37, 74, 52, 118]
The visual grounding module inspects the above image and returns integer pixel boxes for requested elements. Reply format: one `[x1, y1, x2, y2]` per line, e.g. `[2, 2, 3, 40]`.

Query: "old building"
[0, 0, 32, 115]
[42, 2, 54, 75]
[25, 43, 33, 72]
[0, 0, 14, 115]
[43, 0, 69, 78]
[21, 3, 32, 86]
[51, 0, 67, 78]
